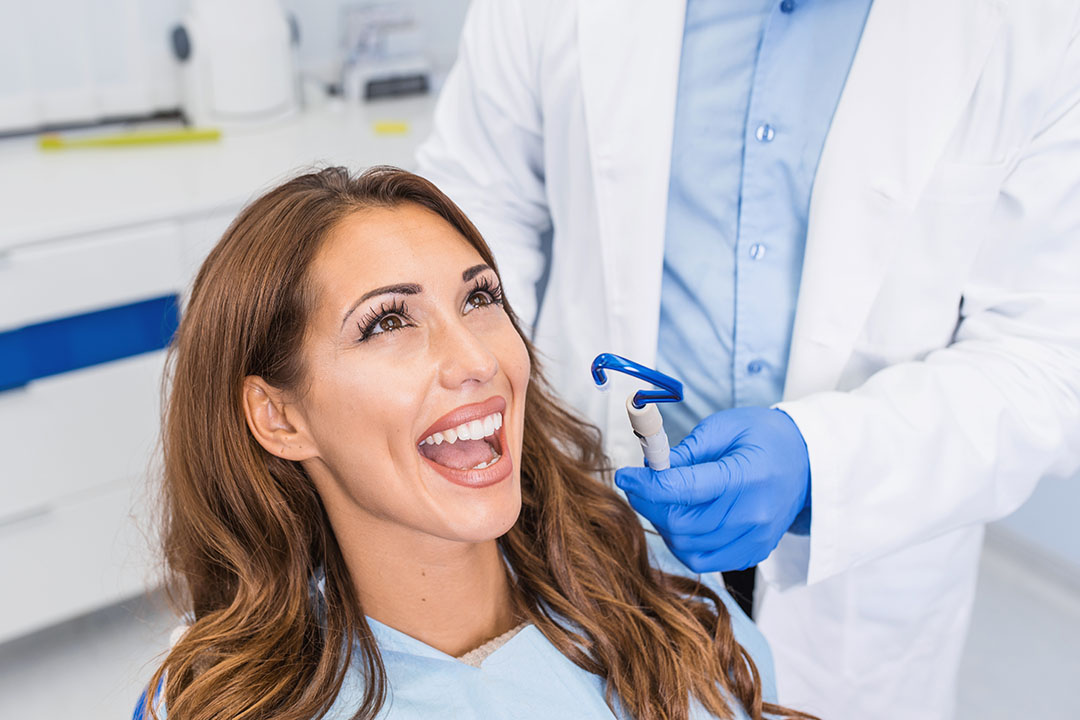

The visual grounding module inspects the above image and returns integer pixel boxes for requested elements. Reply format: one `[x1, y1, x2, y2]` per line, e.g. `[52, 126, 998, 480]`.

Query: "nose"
[435, 314, 498, 390]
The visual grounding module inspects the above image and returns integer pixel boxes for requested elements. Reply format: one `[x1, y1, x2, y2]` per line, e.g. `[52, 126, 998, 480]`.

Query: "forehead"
[312, 205, 486, 316]
[318, 203, 481, 277]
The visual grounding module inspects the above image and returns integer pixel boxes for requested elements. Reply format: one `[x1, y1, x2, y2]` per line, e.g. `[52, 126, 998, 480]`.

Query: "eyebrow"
[462, 263, 490, 282]
[338, 265, 494, 329]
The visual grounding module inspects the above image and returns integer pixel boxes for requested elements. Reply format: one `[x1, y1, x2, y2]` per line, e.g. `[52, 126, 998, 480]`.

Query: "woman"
[141, 166, 813, 720]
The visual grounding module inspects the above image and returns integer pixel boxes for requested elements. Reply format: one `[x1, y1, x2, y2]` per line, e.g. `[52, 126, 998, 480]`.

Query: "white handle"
[626, 396, 671, 471]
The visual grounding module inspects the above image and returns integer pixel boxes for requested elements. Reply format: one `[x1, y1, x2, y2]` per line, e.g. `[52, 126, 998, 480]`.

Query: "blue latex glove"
[614, 407, 811, 573]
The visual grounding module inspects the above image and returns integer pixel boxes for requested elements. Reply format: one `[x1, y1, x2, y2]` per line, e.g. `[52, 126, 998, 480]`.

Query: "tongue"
[420, 438, 496, 470]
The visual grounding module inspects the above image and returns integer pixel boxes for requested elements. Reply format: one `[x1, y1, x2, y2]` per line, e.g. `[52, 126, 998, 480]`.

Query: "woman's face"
[290, 204, 530, 544]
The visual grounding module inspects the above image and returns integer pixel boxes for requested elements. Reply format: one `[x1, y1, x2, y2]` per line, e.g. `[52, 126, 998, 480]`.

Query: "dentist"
[417, 1, 1080, 718]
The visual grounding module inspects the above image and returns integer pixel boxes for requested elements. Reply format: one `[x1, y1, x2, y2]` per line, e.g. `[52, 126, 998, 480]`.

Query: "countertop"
[0, 96, 436, 251]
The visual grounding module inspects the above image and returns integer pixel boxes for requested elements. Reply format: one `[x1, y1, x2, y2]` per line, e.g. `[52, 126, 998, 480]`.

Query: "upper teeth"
[421, 412, 502, 446]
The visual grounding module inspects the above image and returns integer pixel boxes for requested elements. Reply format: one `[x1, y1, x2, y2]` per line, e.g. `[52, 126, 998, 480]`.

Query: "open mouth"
[418, 410, 504, 471]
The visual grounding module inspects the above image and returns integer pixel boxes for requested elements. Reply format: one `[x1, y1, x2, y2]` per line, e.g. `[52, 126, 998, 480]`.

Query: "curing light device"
[591, 353, 684, 471]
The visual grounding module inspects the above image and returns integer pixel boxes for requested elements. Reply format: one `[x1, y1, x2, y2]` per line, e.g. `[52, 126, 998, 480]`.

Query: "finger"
[616, 458, 744, 506]
[623, 490, 739, 538]
[678, 528, 762, 574]
[687, 527, 771, 572]
[660, 516, 755, 555]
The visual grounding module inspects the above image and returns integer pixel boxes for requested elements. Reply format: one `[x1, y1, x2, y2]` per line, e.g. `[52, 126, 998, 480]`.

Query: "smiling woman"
[140, 166, 813, 720]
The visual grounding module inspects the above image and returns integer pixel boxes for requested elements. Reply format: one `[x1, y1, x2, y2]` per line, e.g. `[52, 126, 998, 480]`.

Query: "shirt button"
[780, 0, 796, 12]
[755, 123, 775, 142]
[747, 360, 765, 375]
[749, 243, 767, 260]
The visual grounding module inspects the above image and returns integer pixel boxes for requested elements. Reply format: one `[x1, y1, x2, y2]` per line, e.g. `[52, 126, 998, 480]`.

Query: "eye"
[465, 290, 494, 311]
[372, 314, 405, 333]
[356, 301, 412, 342]
[463, 277, 504, 314]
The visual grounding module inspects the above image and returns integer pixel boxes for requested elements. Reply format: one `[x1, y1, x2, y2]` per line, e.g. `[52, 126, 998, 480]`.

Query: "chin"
[442, 484, 522, 544]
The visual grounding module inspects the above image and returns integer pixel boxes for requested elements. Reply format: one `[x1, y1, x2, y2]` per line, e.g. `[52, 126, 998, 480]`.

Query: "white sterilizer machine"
[172, 0, 300, 127]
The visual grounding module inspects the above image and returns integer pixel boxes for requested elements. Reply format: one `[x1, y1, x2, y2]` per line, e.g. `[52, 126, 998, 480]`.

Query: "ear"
[242, 376, 319, 462]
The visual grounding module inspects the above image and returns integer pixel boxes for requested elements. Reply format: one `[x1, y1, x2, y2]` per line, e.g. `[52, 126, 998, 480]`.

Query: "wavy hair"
[145, 166, 813, 720]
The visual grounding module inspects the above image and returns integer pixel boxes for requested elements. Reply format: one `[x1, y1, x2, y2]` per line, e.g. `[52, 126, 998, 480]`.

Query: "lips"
[416, 396, 512, 488]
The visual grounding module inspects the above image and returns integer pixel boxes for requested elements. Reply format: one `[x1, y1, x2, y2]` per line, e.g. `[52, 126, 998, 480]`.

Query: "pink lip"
[417, 396, 512, 489]
[417, 396, 506, 444]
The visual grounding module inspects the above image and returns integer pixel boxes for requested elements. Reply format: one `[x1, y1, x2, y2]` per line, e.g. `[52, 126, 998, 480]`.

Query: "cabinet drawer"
[0, 351, 164, 524]
[0, 477, 157, 644]
[0, 221, 184, 332]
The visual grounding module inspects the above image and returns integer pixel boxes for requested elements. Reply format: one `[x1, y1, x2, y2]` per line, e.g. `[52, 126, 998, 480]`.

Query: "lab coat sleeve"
[416, 0, 553, 330]
[768, 20, 1080, 588]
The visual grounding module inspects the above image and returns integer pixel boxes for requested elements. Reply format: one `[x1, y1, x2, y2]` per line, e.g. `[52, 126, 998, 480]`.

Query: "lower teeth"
[471, 453, 501, 470]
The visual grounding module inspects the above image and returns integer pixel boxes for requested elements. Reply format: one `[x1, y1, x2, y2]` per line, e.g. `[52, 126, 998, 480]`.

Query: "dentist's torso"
[517, 0, 1047, 462]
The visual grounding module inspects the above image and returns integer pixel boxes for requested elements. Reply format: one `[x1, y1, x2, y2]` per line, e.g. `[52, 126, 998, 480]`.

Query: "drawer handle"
[0, 294, 179, 393]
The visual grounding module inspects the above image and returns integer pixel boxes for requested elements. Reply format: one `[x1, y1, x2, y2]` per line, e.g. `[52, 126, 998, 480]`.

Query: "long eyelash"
[356, 299, 410, 341]
[470, 276, 505, 305]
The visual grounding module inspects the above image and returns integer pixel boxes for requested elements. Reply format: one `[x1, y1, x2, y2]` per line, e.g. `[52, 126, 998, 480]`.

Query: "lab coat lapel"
[783, 0, 1004, 399]
[577, 0, 686, 360]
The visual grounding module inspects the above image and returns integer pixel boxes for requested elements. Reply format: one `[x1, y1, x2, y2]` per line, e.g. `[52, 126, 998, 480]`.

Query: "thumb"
[614, 465, 653, 494]
[669, 410, 744, 468]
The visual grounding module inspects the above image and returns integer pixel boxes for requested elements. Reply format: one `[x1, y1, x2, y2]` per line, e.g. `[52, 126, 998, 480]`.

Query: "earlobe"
[241, 376, 318, 461]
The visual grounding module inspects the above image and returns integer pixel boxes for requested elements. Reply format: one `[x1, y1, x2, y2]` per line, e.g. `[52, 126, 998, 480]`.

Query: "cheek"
[497, 327, 532, 446]
[510, 341, 531, 396]
[492, 321, 531, 394]
[304, 350, 430, 480]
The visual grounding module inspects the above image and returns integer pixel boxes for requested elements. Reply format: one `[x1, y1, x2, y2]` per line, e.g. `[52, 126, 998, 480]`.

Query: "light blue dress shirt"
[320, 534, 775, 719]
[657, 0, 873, 443]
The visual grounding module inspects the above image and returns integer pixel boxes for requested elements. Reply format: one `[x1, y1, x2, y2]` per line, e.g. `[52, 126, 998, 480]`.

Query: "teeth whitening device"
[591, 353, 684, 471]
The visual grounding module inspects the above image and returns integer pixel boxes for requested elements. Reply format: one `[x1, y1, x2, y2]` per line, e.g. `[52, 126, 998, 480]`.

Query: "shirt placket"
[732, 4, 791, 408]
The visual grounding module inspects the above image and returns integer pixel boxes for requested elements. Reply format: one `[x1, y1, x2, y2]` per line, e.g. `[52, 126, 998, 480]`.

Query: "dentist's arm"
[417, 0, 552, 330]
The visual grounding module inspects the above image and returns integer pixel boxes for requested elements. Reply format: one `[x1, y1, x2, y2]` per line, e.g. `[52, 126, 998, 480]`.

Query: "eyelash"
[355, 277, 505, 343]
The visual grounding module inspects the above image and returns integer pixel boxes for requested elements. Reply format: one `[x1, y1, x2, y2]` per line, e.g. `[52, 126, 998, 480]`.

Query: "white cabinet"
[0, 212, 240, 644]
[0, 223, 184, 522]
[0, 220, 198, 643]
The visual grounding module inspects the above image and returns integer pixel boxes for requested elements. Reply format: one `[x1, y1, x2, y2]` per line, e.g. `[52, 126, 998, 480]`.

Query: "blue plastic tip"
[589, 352, 683, 407]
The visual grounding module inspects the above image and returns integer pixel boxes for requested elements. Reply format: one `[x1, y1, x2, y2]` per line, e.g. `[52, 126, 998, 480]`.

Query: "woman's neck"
[335, 516, 520, 658]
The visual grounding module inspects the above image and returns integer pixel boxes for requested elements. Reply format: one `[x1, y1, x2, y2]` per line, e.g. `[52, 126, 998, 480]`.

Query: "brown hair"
[146, 166, 813, 720]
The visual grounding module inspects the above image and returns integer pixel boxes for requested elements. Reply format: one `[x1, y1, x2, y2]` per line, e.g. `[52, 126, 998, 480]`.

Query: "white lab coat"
[417, 1, 1080, 718]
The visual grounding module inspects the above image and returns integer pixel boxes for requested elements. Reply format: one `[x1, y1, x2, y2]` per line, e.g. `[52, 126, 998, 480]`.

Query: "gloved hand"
[614, 407, 811, 573]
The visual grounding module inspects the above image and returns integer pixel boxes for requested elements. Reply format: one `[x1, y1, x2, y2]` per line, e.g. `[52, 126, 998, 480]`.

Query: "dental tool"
[590, 353, 684, 471]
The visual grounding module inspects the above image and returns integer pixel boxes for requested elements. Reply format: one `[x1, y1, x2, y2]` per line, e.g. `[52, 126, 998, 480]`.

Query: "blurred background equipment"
[0, 0, 464, 138]
[339, 2, 431, 101]
[171, 0, 300, 127]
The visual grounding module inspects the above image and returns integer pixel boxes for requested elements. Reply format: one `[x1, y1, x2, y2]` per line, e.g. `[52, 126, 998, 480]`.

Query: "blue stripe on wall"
[0, 295, 179, 392]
